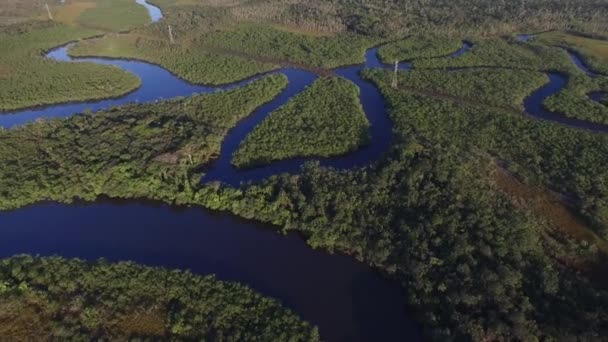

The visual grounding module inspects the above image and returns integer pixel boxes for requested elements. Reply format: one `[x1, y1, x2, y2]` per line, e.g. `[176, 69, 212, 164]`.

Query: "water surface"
[0, 201, 419, 342]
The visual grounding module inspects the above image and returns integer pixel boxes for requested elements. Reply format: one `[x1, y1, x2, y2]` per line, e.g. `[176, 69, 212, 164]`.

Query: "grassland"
[537, 31, 608, 75]
[232, 77, 370, 169]
[0, 22, 141, 111]
[0, 255, 319, 341]
[76, 0, 150, 31]
[377, 36, 463, 63]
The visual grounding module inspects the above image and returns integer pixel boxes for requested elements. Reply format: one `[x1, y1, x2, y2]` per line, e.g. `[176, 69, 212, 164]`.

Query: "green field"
[0, 255, 319, 340]
[76, 0, 150, 32]
[232, 77, 370, 168]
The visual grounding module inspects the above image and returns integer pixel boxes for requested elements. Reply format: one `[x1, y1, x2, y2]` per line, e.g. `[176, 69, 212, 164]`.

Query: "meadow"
[76, 0, 150, 32]
[232, 77, 370, 168]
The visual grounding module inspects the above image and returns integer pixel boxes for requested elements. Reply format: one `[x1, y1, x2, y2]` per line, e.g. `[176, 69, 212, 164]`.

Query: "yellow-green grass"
[54, 1, 97, 25]
[76, 0, 150, 32]
[537, 31, 608, 74]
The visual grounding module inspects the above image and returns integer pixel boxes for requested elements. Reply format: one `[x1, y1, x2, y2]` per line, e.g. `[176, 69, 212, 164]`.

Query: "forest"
[0, 74, 287, 210]
[2, 0, 608, 340]
[232, 77, 370, 169]
[0, 255, 319, 340]
[377, 36, 462, 63]
[147, 0, 608, 37]
[1, 59, 608, 339]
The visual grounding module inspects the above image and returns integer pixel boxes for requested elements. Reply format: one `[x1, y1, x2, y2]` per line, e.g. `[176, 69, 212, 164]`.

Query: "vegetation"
[194, 24, 374, 68]
[0, 74, 287, 210]
[145, 0, 608, 37]
[543, 76, 608, 125]
[1, 57, 608, 340]
[69, 33, 278, 86]
[537, 31, 608, 75]
[76, 0, 150, 32]
[377, 35, 463, 63]
[70, 21, 376, 78]
[0, 0, 45, 25]
[365, 68, 608, 237]
[0, 255, 319, 340]
[0, 21, 141, 111]
[393, 68, 547, 109]
[232, 77, 370, 168]
[3, 0, 608, 340]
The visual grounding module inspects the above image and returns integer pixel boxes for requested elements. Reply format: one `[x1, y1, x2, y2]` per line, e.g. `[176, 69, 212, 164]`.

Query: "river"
[0, 5, 606, 341]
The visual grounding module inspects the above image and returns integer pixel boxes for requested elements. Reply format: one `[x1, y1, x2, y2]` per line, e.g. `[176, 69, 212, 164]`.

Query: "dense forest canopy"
[149, 0, 608, 36]
[0, 255, 319, 340]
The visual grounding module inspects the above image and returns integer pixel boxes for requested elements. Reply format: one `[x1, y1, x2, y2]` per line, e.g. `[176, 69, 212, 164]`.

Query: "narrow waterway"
[518, 34, 608, 132]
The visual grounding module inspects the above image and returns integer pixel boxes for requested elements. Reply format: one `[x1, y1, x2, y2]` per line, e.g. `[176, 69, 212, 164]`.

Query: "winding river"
[1, 4, 607, 341]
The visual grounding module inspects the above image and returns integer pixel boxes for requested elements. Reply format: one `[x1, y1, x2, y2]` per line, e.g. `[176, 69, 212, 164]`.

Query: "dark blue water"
[0, 44, 263, 128]
[517, 34, 534, 42]
[203, 49, 394, 185]
[589, 91, 607, 105]
[566, 48, 601, 77]
[0, 200, 420, 342]
[523, 73, 608, 132]
[0, 6, 424, 341]
[518, 34, 608, 131]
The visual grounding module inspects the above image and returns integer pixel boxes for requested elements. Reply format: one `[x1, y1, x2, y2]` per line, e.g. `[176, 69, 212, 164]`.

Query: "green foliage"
[395, 68, 548, 109]
[232, 77, 370, 168]
[365, 69, 608, 238]
[77, 0, 150, 32]
[72, 21, 376, 73]
[536, 31, 608, 75]
[0, 255, 319, 340]
[377, 35, 463, 63]
[196, 141, 608, 341]
[0, 21, 140, 111]
[544, 75, 608, 124]
[0, 74, 287, 210]
[69, 33, 278, 85]
[196, 24, 374, 68]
